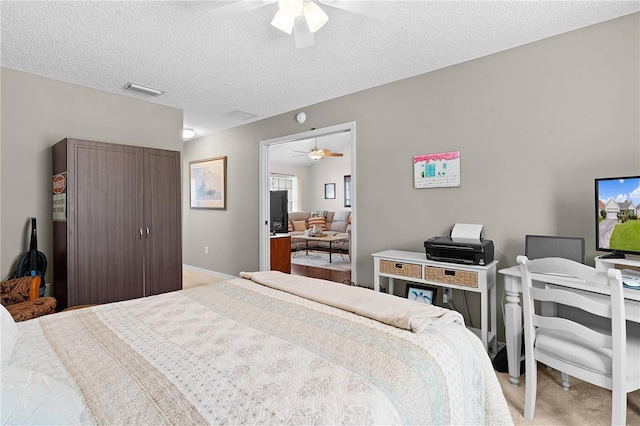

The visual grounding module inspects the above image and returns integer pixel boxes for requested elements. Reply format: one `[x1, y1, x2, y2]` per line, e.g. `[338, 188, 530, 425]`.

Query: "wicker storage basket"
[425, 266, 478, 288]
[380, 260, 422, 279]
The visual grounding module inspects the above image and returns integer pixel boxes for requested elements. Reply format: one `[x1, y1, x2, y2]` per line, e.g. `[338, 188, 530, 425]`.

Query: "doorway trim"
[259, 121, 357, 284]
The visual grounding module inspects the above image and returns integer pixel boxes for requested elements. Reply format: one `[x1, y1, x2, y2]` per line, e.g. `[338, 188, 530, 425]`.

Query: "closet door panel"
[143, 149, 182, 296]
[72, 141, 144, 305]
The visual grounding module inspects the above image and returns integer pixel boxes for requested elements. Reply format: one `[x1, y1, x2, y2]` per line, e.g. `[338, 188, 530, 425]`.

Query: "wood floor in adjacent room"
[291, 263, 351, 284]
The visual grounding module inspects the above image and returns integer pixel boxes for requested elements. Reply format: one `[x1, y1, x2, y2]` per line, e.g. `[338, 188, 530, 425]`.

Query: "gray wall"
[1, 14, 636, 341]
[0, 68, 183, 282]
[182, 14, 639, 337]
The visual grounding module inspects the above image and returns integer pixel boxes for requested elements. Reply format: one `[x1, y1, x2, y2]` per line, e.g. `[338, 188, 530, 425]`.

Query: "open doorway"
[259, 122, 356, 284]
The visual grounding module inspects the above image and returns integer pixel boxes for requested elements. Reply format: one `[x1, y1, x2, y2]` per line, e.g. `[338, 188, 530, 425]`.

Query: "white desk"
[499, 257, 640, 386]
[372, 250, 498, 353]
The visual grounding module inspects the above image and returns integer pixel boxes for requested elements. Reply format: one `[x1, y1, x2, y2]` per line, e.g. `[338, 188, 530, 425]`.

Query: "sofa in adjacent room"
[286, 211, 351, 253]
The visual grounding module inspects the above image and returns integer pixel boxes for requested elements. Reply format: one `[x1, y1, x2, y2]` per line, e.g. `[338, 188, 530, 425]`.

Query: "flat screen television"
[595, 175, 640, 258]
[270, 190, 288, 234]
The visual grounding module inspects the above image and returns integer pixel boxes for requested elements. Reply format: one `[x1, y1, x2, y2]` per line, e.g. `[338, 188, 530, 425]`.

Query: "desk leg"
[504, 276, 522, 386]
[481, 288, 489, 352]
[374, 258, 380, 292]
[490, 283, 497, 354]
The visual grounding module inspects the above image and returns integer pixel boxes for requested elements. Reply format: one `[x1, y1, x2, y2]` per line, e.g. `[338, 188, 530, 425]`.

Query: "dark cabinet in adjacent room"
[52, 138, 182, 309]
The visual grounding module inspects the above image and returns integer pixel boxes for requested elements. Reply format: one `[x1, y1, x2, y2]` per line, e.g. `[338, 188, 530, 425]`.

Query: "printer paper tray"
[428, 255, 475, 265]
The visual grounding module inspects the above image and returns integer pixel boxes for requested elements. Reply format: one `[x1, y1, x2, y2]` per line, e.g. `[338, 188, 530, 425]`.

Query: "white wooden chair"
[516, 255, 640, 425]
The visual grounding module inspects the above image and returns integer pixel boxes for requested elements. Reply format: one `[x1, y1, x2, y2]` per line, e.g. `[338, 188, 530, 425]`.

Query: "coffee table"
[291, 235, 347, 263]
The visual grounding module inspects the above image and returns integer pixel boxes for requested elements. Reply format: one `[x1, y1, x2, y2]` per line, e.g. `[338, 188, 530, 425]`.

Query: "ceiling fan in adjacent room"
[294, 139, 344, 160]
[207, 0, 396, 48]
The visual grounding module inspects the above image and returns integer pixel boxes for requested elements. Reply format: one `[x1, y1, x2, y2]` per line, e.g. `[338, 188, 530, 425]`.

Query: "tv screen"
[595, 175, 640, 258]
[270, 190, 288, 234]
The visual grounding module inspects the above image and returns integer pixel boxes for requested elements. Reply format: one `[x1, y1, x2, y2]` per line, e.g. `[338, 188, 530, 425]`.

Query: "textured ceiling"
[1, 1, 638, 139]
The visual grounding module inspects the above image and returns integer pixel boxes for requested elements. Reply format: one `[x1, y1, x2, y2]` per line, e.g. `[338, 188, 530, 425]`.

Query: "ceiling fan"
[294, 139, 344, 160]
[207, 0, 396, 48]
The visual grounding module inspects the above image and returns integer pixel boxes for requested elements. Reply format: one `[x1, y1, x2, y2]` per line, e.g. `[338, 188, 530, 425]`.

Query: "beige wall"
[268, 163, 312, 212]
[0, 68, 183, 282]
[270, 145, 352, 213]
[307, 145, 352, 213]
[183, 14, 639, 338]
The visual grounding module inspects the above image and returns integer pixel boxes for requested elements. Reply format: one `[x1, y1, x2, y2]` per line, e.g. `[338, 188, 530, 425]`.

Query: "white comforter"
[7, 272, 512, 425]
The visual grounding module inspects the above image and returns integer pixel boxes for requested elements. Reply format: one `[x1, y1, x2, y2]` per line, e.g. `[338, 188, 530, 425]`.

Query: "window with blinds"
[270, 174, 297, 212]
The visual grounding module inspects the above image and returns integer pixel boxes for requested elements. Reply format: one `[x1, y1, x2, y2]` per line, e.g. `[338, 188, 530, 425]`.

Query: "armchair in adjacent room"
[0, 276, 56, 321]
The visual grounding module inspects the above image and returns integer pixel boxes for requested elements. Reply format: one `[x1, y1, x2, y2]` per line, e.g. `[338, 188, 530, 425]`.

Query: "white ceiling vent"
[123, 82, 164, 97]
[225, 110, 258, 121]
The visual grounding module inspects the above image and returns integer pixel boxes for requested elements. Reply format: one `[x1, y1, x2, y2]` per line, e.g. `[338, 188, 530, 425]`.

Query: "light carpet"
[496, 364, 640, 425]
[291, 251, 351, 271]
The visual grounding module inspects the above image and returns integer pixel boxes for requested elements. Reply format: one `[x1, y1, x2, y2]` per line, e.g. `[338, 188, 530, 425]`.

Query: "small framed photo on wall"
[324, 183, 336, 199]
[405, 284, 437, 304]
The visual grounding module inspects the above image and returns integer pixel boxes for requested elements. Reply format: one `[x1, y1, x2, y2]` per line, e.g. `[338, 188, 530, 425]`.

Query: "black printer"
[424, 236, 494, 266]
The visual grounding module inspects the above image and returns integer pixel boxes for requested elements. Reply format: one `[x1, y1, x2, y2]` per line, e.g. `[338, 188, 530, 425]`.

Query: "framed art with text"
[190, 156, 227, 209]
[414, 151, 461, 188]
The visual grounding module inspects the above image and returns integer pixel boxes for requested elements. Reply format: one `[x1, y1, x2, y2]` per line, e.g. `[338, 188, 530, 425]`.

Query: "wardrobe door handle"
[139, 228, 143, 240]
[146, 227, 150, 238]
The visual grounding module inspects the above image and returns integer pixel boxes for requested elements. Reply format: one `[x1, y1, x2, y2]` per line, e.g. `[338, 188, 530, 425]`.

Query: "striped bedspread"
[9, 273, 512, 425]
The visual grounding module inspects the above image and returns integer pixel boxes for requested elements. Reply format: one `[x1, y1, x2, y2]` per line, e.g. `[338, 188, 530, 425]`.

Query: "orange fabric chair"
[0, 276, 56, 321]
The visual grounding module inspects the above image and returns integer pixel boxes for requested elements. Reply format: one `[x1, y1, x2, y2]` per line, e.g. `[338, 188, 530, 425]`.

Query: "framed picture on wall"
[189, 156, 227, 209]
[324, 183, 335, 199]
[405, 284, 437, 304]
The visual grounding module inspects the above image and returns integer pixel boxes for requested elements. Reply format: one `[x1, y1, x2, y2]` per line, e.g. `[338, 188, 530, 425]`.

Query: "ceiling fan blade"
[320, 0, 395, 20]
[323, 152, 344, 157]
[293, 15, 315, 48]
[206, 0, 270, 20]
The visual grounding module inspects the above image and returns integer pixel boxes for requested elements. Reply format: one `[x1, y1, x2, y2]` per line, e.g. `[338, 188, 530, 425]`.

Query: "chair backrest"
[525, 235, 586, 264]
[516, 256, 626, 382]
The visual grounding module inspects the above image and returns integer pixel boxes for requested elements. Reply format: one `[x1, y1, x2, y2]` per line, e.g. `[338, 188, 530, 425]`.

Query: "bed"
[1, 271, 512, 425]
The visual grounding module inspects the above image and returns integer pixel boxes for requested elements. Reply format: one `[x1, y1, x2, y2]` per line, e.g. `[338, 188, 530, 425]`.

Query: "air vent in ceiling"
[123, 82, 164, 97]
[225, 110, 258, 121]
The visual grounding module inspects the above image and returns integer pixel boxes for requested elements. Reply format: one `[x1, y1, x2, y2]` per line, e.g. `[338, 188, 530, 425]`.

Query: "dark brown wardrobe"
[52, 138, 182, 309]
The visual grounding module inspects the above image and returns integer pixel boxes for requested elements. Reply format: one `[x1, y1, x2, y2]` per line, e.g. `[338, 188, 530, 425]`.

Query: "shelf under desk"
[372, 249, 498, 354]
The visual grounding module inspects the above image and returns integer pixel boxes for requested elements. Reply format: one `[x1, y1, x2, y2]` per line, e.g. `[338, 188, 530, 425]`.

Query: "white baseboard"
[182, 264, 236, 281]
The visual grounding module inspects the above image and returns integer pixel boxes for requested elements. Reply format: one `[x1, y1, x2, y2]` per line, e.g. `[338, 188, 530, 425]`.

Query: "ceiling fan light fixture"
[271, 9, 295, 34]
[309, 151, 323, 160]
[278, 0, 303, 16]
[303, 1, 328, 33]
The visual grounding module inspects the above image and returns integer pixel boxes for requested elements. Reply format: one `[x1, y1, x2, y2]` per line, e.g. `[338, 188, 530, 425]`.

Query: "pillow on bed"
[1, 304, 19, 364]
[1, 365, 84, 425]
